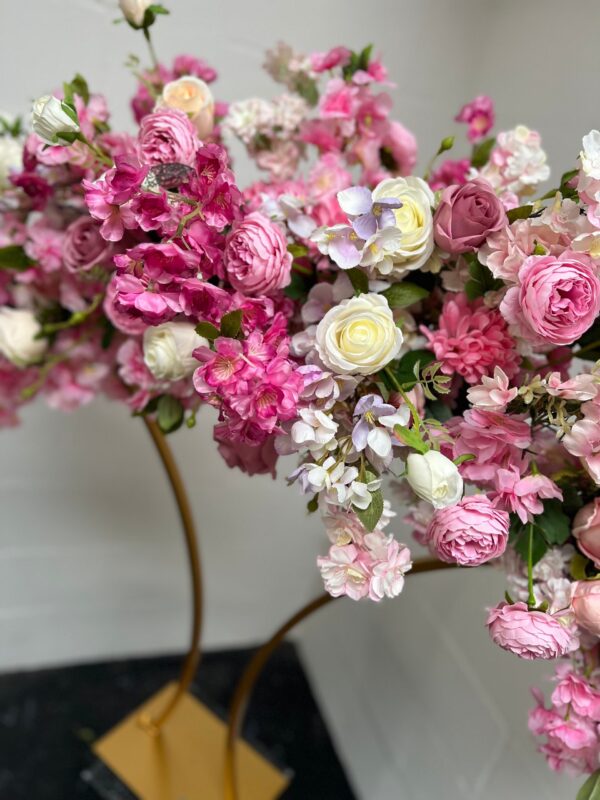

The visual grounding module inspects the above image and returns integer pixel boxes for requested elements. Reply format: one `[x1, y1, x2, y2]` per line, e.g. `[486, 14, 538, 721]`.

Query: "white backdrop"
[1, 0, 598, 797]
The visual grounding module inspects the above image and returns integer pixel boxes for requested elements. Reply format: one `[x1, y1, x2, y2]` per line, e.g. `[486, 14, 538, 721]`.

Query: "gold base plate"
[93, 682, 290, 800]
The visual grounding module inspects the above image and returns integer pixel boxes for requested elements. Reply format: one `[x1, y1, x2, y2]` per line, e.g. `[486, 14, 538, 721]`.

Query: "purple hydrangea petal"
[337, 186, 373, 216]
[352, 213, 378, 240]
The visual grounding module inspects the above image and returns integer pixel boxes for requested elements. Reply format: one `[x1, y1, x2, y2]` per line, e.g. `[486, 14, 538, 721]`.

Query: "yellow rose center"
[338, 318, 382, 356]
[393, 196, 423, 234]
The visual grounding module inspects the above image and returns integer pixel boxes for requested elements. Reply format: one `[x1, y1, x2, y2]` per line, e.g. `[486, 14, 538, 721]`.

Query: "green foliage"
[306, 496, 319, 513]
[577, 770, 600, 800]
[464, 258, 504, 300]
[535, 499, 571, 546]
[506, 205, 534, 223]
[513, 525, 547, 566]
[346, 268, 369, 295]
[354, 488, 383, 532]
[220, 309, 243, 339]
[382, 282, 429, 309]
[342, 45, 373, 82]
[0, 245, 34, 271]
[195, 321, 220, 340]
[392, 349, 435, 390]
[284, 272, 310, 300]
[470, 137, 495, 169]
[394, 424, 429, 454]
[287, 243, 308, 258]
[157, 395, 184, 434]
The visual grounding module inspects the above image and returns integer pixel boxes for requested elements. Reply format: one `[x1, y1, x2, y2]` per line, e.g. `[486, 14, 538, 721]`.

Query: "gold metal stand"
[92, 418, 288, 800]
[224, 558, 457, 800]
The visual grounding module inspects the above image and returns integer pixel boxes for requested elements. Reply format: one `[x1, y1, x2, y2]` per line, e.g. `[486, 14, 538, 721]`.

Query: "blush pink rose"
[573, 499, 600, 568]
[501, 251, 600, 346]
[487, 602, 579, 660]
[225, 212, 292, 296]
[138, 107, 198, 167]
[433, 180, 506, 254]
[424, 495, 509, 566]
[571, 581, 600, 636]
[62, 216, 112, 273]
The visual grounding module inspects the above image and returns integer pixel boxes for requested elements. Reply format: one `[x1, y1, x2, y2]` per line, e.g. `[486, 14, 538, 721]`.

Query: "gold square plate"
[93, 682, 290, 800]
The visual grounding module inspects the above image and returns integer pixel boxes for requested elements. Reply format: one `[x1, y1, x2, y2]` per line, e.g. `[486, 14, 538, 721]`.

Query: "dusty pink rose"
[424, 495, 509, 566]
[573, 499, 600, 568]
[433, 180, 506, 254]
[225, 212, 292, 295]
[487, 601, 579, 660]
[572, 581, 600, 636]
[138, 107, 198, 167]
[62, 216, 112, 273]
[501, 251, 600, 345]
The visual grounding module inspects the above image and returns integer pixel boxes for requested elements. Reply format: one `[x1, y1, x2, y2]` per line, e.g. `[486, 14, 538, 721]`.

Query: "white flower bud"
[406, 450, 463, 509]
[0, 307, 47, 367]
[118, 0, 153, 26]
[31, 96, 79, 145]
[143, 322, 208, 382]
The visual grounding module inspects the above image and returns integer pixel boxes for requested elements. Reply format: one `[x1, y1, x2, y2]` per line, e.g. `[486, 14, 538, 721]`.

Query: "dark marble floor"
[0, 643, 356, 799]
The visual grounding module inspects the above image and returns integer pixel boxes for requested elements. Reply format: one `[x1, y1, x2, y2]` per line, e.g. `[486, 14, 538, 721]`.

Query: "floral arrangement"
[3, 1, 600, 793]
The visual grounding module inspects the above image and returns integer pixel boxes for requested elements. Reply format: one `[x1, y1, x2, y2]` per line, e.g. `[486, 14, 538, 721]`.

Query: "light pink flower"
[380, 120, 417, 177]
[368, 539, 412, 600]
[545, 372, 598, 402]
[62, 217, 112, 273]
[455, 95, 494, 142]
[225, 212, 292, 295]
[138, 107, 198, 167]
[501, 251, 600, 345]
[318, 78, 359, 120]
[552, 668, 600, 721]
[491, 467, 562, 524]
[317, 543, 371, 600]
[487, 602, 579, 660]
[429, 158, 470, 191]
[562, 400, 600, 483]
[467, 366, 518, 411]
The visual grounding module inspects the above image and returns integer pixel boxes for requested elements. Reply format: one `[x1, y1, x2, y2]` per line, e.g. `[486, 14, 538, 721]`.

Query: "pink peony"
[455, 95, 495, 142]
[487, 602, 579, 660]
[424, 495, 509, 566]
[62, 217, 112, 273]
[501, 251, 600, 346]
[225, 212, 292, 295]
[491, 467, 563, 524]
[571, 581, 600, 636]
[433, 180, 506, 254]
[138, 107, 198, 167]
[422, 294, 520, 384]
[573, 499, 600, 568]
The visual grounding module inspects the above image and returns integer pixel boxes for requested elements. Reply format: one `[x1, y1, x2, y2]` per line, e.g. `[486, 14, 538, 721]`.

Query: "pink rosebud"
[225, 212, 292, 296]
[433, 180, 506, 254]
[62, 217, 112, 273]
[487, 601, 579, 660]
[424, 495, 509, 566]
[138, 107, 198, 167]
[572, 581, 600, 636]
[573, 499, 600, 568]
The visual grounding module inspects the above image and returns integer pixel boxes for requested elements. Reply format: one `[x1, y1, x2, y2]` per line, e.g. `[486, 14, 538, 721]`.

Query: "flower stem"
[384, 367, 421, 431]
[143, 26, 160, 71]
[527, 523, 536, 608]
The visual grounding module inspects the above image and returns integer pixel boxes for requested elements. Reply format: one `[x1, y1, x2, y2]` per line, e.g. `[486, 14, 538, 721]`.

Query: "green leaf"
[453, 453, 475, 465]
[464, 259, 504, 300]
[284, 272, 309, 300]
[148, 3, 170, 14]
[514, 526, 548, 566]
[220, 309, 243, 339]
[382, 281, 429, 309]
[195, 321, 220, 340]
[70, 73, 90, 104]
[535, 498, 571, 546]
[0, 245, 34, 271]
[571, 552, 591, 582]
[287, 243, 308, 258]
[346, 267, 369, 295]
[506, 205, 534, 223]
[577, 770, 600, 800]
[394, 424, 429, 454]
[354, 489, 384, 532]
[357, 44, 373, 71]
[393, 349, 435, 389]
[295, 73, 319, 107]
[471, 137, 495, 169]
[156, 395, 184, 434]
[306, 496, 318, 514]
[60, 101, 79, 125]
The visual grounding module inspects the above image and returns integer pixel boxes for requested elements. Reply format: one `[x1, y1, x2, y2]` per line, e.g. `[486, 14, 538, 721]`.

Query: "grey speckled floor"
[0, 643, 355, 799]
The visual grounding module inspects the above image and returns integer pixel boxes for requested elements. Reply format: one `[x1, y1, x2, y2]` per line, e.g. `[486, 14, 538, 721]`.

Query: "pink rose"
[424, 495, 509, 566]
[225, 212, 292, 296]
[138, 107, 198, 167]
[572, 581, 600, 636]
[433, 180, 506, 254]
[501, 251, 600, 345]
[573, 499, 600, 568]
[62, 217, 112, 273]
[487, 601, 579, 660]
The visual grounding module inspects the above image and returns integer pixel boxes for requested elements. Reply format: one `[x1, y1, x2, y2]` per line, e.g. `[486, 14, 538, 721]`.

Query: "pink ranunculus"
[501, 251, 600, 346]
[455, 95, 494, 142]
[424, 495, 509, 566]
[487, 602, 579, 660]
[572, 581, 600, 636]
[62, 217, 112, 273]
[433, 180, 506, 254]
[138, 107, 198, 167]
[225, 212, 292, 295]
[573, 499, 600, 568]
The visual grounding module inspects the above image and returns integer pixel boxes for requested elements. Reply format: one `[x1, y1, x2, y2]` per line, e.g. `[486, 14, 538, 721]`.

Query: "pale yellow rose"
[315, 293, 403, 376]
[158, 76, 215, 138]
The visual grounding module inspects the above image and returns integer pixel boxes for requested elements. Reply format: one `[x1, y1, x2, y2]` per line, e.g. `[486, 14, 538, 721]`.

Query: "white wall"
[1, 0, 597, 797]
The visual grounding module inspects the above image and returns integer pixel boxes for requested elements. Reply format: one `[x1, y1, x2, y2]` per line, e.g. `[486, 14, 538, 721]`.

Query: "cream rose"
[406, 450, 463, 509]
[158, 76, 215, 139]
[315, 293, 403, 376]
[371, 176, 435, 275]
[31, 95, 79, 145]
[118, 0, 152, 26]
[0, 307, 47, 367]
[143, 322, 208, 382]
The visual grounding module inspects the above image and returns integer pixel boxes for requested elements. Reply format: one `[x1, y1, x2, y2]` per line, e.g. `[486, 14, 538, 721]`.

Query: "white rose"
[315, 293, 403, 376]
[31, 96, 79, 146]
[143, 322, 208, 382]
[406, 450, 463, 509]
[371, 176, 434, 275]
[157, 76, 215, 138]
[0, 307, 47, 367]
[118, 0, 152, 26]
[581, 130, 600, 180]
[0, 137, 22, 188]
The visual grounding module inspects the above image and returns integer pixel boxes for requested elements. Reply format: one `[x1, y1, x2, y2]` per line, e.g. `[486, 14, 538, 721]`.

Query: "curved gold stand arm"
[141, 418, 203, 733]
[224, 557, 457, 800]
